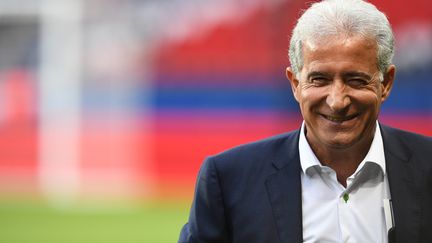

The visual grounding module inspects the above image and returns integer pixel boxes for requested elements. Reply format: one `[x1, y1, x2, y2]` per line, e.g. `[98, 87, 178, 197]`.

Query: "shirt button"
[342, 193, 349, 203]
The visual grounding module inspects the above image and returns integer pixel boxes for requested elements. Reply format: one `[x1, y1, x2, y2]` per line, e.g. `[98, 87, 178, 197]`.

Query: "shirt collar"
[299, 122, 321, 175]
[298, 121, 386, 176]
[355, 121, 386, 176]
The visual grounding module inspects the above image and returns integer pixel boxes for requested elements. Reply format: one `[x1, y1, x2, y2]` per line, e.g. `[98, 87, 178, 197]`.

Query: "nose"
[326, 80, 351, 112]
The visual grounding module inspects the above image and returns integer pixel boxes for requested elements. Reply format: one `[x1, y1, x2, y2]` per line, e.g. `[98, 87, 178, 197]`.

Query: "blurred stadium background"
[0, 0, 431, 242]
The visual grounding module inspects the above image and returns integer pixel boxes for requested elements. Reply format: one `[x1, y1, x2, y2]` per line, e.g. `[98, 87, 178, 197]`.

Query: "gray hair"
[288, 0, 394, 80]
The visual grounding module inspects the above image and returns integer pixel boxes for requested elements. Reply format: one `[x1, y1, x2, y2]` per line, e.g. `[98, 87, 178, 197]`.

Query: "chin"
[325, 140, 357, 149]
[322, 134, 360, 149]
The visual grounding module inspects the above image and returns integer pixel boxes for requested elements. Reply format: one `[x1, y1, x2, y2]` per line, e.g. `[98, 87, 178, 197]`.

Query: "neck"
[307, 128, 375, 187]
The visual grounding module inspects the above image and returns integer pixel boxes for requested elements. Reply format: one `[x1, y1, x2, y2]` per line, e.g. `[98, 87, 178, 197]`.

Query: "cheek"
[352, 92, 382, 111]
[299, 89, 325, 107]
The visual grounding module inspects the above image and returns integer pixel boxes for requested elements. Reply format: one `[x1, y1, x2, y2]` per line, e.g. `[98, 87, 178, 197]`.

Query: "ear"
[381, 64, 396, 102]
[286, 67, 300, 102]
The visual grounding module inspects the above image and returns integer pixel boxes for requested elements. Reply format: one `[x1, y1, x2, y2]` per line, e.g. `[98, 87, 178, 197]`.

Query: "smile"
[322, 114, 358, 123]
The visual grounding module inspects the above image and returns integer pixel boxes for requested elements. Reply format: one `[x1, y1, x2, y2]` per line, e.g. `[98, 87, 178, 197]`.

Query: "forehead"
[301, 35, 378, 74]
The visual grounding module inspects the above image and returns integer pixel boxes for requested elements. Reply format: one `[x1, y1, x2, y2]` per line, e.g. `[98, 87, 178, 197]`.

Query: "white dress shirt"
[299, 121, 390, 243]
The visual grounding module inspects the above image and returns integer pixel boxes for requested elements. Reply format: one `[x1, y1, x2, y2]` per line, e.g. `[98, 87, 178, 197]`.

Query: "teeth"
[324, 115, 354, 122]
[326, 116, 344, 122]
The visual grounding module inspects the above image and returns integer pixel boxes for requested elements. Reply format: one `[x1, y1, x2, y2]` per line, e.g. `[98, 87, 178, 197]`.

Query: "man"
[179, 0, 432, 242]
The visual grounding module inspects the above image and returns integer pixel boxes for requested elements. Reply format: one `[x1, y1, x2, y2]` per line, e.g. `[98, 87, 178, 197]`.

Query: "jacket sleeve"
[178, 157, 230, 243]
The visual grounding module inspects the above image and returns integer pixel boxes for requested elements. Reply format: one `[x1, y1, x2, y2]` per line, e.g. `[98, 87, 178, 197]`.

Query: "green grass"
[0, 199, 190, 243]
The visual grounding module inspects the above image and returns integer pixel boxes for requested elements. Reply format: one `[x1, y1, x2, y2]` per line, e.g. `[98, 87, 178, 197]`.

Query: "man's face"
[286, 36, 395, 150]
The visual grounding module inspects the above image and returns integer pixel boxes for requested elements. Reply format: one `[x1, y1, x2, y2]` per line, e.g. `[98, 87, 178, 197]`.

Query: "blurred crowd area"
[0, 0, 431, 206]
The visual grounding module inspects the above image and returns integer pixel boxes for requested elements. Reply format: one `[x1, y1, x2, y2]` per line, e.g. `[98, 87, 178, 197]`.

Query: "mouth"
[321, 113, 358, 123]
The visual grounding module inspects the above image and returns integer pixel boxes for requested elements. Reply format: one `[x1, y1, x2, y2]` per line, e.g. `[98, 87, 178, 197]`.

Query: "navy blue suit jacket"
[179, 124, 432, 243]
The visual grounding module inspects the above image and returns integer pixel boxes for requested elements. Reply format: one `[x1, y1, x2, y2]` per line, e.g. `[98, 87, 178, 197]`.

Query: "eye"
[347, 78, 368, 87]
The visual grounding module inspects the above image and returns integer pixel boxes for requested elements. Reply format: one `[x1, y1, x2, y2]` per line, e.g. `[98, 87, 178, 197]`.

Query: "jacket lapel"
[381, 125, 423, 243]
[263, 125, 425, 243]
[265, 130, 303, 243]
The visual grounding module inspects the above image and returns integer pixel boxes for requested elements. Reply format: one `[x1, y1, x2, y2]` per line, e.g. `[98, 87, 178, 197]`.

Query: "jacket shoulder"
[201, 129, 301, 186]
[380, 124, 432, 167]
[380, 124, 432, 147]
[209, 130, 299, 164]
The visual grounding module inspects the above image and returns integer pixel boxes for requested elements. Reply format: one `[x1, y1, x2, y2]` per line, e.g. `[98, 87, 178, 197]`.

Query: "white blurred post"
[38, 0, 83, 206]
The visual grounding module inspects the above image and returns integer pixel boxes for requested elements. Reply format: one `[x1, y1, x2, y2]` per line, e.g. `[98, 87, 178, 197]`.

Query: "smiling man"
[286, 34, 395, 188]
[179, 1, 432, 243]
